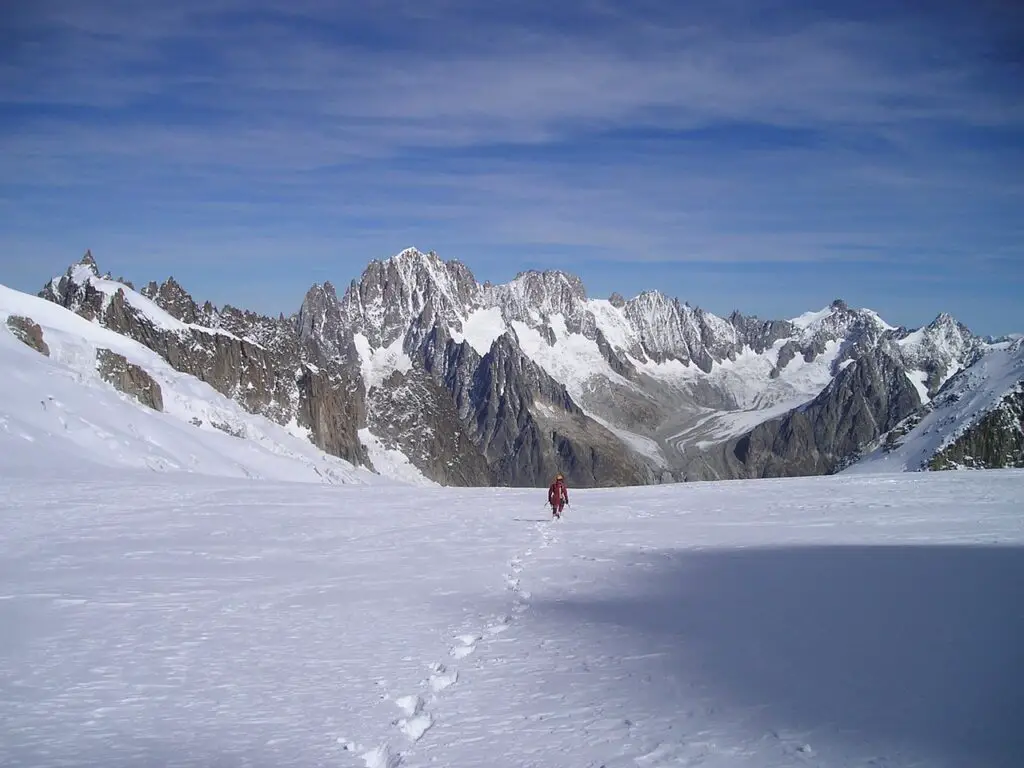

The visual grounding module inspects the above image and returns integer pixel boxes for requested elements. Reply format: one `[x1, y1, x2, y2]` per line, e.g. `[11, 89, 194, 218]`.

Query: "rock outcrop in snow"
[930, 388, 1024, 470]
[6, 315, 50, 357]
[96, 348, 165, 412]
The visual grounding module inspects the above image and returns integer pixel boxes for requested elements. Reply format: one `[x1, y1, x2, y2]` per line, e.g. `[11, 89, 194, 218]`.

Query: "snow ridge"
[848, 338, 1024, 473]
[44, 256, 250, 344]
[0, 284, 388, 485]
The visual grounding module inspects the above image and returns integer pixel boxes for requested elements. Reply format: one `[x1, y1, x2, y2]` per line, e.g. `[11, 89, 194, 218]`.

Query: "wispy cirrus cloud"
[1, 0, 1021, 332]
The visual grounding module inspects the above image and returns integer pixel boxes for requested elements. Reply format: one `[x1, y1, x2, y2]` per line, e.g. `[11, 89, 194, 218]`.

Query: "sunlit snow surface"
[2, 469, 1022, 768]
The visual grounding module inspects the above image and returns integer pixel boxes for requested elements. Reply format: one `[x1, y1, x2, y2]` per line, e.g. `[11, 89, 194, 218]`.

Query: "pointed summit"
[64, 250, 101, 282]
[297, 281, 343, 346]
[389, 246, 436, 265]
[339, 247, 479, 348]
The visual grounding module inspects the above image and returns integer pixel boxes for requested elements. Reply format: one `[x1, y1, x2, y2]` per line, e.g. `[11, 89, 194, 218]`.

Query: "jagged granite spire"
[338, 247, 480, 348]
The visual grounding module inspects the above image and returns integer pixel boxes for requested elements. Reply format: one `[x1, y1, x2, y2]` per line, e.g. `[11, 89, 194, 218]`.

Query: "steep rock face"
[461, 335, 650, 487]
[40, 254, 369, 469]
[296, 367, 369, 465]
[729, 311, 793, 354]
[488, 271, 589, 334]
[891, 312, 983, 397]
[711, 348, 922, 478]
[468, 335, 572, 478]
[95, 349, 164, 411]
[6, 315, 50, 356]
[845, 338, 1024, 473]
[929, 388, 1024, 469]
[366, 368, 493, 485]
[622, 292, 697, 366]
[790, 300, 892, 369]
[330, 253, 651, 487]
[339, 249, 478, 348]
[295, 281, 366, 368]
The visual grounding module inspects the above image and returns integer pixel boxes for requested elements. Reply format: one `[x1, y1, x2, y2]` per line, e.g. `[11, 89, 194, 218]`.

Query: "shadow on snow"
[532, 544, 1024, 767]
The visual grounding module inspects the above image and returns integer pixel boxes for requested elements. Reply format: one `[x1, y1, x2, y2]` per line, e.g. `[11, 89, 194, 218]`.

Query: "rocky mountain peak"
[890, 312, 981, 397]
[794, 301, 889, 349]
[140, 277, 202, 324]
[39, 252, 106, 316]
[297, 282, 341, 336]
[621, 290, 696, 366]
[29, 245, 1021, 488]
[927, 311, 970, 336]
[491, 270, 588, 332]
[338, 247, 479, 348]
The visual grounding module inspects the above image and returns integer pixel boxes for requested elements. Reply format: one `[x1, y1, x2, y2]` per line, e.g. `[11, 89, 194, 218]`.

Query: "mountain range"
[4, 248, 1021, 486]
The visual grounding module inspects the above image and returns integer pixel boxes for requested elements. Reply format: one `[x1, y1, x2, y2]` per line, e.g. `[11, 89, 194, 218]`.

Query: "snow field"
[1, 470, 1022, 767]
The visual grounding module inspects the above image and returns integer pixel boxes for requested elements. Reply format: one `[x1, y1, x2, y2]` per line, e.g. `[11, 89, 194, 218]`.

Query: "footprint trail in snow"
[348, 515, 559, 765]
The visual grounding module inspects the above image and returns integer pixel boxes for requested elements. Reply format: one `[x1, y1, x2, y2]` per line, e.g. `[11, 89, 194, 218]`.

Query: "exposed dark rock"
[40, 254, 371, 469]
[296, 367, 369, 466]
[720, 349, 922, 477]
[6, 315, 50, 356]
[141, 277, 202, 324]
[366, 368, 492, 486]
[929, 388, 1024, 470]
[95, 348, 164, 411]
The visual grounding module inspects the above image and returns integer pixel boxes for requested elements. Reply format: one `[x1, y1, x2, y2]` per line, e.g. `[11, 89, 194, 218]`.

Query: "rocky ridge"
[41, 252, 369, 468]
[34, 248, 1022, 485]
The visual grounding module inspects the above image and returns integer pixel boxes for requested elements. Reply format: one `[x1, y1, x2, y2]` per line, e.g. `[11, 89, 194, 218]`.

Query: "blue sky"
[1, 0, 1021, 335]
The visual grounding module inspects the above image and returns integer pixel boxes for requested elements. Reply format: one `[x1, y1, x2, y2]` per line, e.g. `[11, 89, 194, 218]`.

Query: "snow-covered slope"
[0, 284, 427, 485]
[847, 339, 1024, 473]
[2, 465, 1022, 767]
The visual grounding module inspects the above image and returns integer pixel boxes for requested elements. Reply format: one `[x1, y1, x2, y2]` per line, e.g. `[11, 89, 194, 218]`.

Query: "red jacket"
[548, 479, 568, 505]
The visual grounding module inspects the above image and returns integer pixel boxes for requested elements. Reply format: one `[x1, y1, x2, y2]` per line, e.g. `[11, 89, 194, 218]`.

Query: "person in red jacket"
[548, 473, 569, 518]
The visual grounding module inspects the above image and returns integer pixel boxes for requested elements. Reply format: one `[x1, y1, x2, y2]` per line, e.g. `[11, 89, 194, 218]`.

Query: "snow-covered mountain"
[1, 282, 429, 486]
[847, 338, 1024, 473]
[10, 247, 1020, 486]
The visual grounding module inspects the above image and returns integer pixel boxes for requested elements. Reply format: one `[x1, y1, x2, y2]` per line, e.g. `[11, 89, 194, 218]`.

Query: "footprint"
[395, 695, 423, 718]
[394, 695, 434, 743]
[361, 743, 402, 768]
[450, 633, 480, 659]
[429, 666, 458, 692]
[450, 644, 476, 659]
[398, 712, 433, 742]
